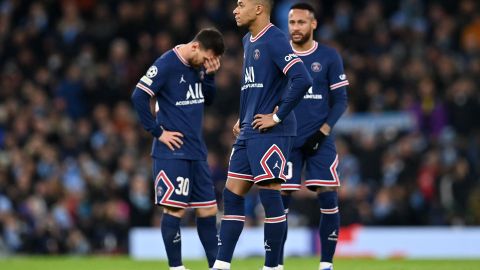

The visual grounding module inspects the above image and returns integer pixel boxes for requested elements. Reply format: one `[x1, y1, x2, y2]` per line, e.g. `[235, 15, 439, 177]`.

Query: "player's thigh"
[246, 136, 292, 185]
[189, 160, 217, 211]
[281, 147, 305, 192]
[225, 177, 254, 196]
[304, 141, 340, 191]
[153, 158, 191, 209]
[226, 139, 255, 195]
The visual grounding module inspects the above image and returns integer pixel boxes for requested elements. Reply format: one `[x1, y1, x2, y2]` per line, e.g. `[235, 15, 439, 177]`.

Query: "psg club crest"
[254, 49, 261, 60]
[156, 186, 164, 197]
[311, 62, 322, 72]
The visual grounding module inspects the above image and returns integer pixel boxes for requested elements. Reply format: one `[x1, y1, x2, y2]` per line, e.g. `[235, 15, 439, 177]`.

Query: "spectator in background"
[0, 0, 478, 255]
[56, 63, 86, 120]
[410, 77, 448, 139]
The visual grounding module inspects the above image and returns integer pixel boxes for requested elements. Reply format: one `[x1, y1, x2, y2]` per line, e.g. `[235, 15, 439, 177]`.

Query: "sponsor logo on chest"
[303, 86, 323, 100]
[242, 66, 264, 90]
[176, 82, 205, 106]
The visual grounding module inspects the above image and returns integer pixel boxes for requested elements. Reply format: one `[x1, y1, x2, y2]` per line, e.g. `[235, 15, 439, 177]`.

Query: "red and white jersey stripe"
[291, 41, 318, 56]
[330, 80, 349, 90]
[222, 215, 246, 222]
[321, 207, 339, 214]
[136, 83, 155, 97]
[264, 214, 287, 223]
[250, 23, 274, 42]
[283, 58, 303, 75]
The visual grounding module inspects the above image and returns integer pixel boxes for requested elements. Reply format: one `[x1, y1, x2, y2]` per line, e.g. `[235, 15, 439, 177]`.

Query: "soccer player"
[131, 28, 224, 270]
[279, 3, 349, 270]
[212, 1, 312, 270]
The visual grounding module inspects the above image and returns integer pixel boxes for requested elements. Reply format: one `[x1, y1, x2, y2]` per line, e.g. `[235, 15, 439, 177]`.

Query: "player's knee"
[257, 179, 282, 190]
[163, 206, 186, 218]
[195, 205, 218, 217]
[316, 186, 338, 194]
[225, 178, 252, 196]
[281, 190, 294, 196]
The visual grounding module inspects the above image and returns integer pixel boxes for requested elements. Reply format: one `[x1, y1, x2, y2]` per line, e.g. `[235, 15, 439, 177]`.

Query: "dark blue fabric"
[259, 189, 286, 268]
[216, 189, 245, 263]
[318, 191, 340, 263]
[238, 24, 311, 140]
[131, 49, 215, 160]
[279, 194, 291, 265]
[161, 213, 182, 267]
[292, 43, 348, 148]
[196, 216, 218, 268]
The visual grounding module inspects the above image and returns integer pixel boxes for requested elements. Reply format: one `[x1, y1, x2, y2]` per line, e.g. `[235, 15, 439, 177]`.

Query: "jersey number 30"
[175, 177, 190, 196]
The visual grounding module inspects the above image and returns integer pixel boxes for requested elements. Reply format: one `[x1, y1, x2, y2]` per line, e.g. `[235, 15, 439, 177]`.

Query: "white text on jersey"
[303, 86, 323, 100]
[242, 66, 264, 90]
[176, 83, 205, 106]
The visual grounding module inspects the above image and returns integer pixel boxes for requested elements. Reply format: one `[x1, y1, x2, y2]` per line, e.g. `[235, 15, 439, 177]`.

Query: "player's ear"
[255, 4, 262, 15]
[312, 19, 318, 30]
[191, 41, 200, 51]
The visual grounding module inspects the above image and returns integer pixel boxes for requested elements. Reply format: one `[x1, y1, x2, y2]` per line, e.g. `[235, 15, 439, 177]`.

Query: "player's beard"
[291, 31, 311, 46]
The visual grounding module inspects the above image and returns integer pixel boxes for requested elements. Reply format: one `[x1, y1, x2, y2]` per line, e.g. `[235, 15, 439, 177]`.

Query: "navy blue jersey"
[291, 42, 349, 148]
[238, 24, 311, 140]
[132, 46, 215, 160]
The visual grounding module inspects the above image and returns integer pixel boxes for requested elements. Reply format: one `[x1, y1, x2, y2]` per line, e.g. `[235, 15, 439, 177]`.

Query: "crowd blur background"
[0, 0, 479, 255]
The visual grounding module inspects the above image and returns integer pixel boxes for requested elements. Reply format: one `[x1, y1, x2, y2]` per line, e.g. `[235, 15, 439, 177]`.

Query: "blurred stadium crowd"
[0, 0, 479, 254]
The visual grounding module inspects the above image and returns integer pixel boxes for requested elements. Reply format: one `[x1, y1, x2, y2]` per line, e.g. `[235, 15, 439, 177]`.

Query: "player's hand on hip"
[252, 107, 279, 132]
[204, 56, 221, 74]
[233, 119, 240, 137]
[159, 130, 184, 151]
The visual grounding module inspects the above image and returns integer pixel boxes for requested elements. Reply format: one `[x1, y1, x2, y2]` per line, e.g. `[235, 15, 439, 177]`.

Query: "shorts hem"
[156, 201, 188, 209]
[227, 171, 254, 182]
[254, 176, 287, 184]
[281, 183, 301, 191]
[305, 179, 341, 190]
[188, 200, 217, 208]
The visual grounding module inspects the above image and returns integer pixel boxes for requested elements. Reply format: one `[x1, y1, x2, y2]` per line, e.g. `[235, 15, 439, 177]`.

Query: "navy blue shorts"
[153, 159, 217, 209]
[281, 139, 340, 191]
[227, 137, 292, 184]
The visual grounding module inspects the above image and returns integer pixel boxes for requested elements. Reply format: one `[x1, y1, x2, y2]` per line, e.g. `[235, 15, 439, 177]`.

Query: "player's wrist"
[320, 124, 331, 136]
[204, 71, 216, 77]
[273, 113, 282, 123]
[151, 126, 163, 138]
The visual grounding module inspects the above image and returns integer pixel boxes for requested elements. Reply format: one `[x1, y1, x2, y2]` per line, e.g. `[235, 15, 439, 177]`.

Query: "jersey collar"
[250, 23, 274, 42]
[291, 41, 318, 56]
[173, 45, 191, 67]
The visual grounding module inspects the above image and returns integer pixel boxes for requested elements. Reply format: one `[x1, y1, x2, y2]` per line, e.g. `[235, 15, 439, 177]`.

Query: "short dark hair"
[290, 2, 316, 16]
[193, 28, 225, 56]
[257, 0, 274, 13]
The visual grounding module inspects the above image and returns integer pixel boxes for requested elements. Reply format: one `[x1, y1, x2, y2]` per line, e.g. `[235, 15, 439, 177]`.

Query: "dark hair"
[258, 0, 274, 13]
[193, 28, 225, 56]
[290, 2, 316, 16]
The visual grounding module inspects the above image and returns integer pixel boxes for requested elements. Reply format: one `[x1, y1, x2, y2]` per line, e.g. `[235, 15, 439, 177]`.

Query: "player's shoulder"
[144, 50, 175, 81]
[266, 25, 289, 40]
[316, 43, 342, 60]
[242, 33, 250, 43]
[264, 25, 290, 50]
[148, 50, 178, 75]
[154, 50, 175, 65]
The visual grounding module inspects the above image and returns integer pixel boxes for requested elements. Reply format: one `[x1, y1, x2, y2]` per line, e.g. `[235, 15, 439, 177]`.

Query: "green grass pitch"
[2, 257, 480, 270]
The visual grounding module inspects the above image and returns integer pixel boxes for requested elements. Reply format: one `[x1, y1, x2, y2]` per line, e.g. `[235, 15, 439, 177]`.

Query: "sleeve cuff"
[150, 126, 163, 138]
[273, 114, 282, 123]
[204, 73, 215, 81]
